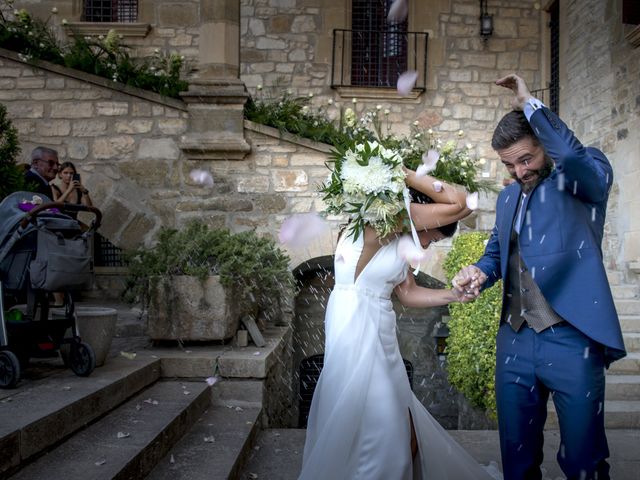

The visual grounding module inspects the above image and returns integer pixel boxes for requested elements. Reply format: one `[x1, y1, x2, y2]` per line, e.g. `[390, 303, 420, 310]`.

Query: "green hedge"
[442, 232, 502, 418]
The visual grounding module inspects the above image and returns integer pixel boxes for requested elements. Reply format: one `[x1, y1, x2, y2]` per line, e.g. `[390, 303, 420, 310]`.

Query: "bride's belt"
[332, 283, 391, 300]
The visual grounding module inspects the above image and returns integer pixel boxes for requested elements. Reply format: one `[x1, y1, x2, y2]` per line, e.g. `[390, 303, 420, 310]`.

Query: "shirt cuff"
[523, 97, 545, 121]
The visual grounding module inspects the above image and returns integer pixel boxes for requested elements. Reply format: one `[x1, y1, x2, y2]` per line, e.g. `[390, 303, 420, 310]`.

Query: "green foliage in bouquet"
[442, 232, 502, 419]
[0, 102, 27, 200]
[0, 3, 188, 98]
[125, 221, 295, 316]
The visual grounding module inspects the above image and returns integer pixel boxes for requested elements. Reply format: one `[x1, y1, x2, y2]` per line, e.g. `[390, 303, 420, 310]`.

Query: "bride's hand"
[451, 287, 478, 304]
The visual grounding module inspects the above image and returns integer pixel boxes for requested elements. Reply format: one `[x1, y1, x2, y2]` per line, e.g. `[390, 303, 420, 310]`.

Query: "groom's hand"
[452, 265, 487, 299]
[495, 73, 532, 111]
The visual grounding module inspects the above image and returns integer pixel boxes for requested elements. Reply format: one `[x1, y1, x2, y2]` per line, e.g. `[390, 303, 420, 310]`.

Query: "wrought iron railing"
[83, 0, 138, 23]
[331, 29, 428, 91]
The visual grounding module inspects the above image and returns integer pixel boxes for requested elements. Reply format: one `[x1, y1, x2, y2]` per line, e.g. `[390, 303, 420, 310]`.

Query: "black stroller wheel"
[69, 342, 95, 377]
[0, 351, 21, 389]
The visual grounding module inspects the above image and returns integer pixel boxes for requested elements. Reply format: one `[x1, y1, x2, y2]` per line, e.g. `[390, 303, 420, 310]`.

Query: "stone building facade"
[2, 0, 638, 428]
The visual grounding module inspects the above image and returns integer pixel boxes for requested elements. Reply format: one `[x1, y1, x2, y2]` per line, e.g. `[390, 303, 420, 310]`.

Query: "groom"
[453, 74, 626, 480]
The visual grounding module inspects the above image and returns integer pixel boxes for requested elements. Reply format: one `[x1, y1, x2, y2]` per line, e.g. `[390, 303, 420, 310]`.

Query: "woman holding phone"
[52, 161, 93, 213]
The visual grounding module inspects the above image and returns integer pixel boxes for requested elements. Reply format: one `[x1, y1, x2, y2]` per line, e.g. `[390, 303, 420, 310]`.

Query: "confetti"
[432, 180, 443, 192]
[120, 351, 136, 360]
[189, 169, 214, 187]
[397, 70, 418, 97]
[387, 0, 408, 23]
[204, 436, 215, 443]
[397, 235, 430, 264]
[95, 459, 106, 466]
[205, 376, 220, 386]
[465, 192, 479, 210]
[116, 432, 130, 439]
[278, 212, 329, 249]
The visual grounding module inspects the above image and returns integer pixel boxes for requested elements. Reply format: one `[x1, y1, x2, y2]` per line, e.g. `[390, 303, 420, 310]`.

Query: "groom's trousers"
[495, 322, 610, 480]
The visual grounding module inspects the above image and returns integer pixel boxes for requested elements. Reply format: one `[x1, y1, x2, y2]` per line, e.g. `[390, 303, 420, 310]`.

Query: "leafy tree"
[0, 102, 26, 199]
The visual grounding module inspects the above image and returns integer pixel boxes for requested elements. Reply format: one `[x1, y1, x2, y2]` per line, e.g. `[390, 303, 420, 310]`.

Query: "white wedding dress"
[299, 232, 497, 480]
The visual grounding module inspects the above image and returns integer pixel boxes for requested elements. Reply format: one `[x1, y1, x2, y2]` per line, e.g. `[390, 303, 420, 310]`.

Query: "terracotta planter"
[147, 275, 244, 341]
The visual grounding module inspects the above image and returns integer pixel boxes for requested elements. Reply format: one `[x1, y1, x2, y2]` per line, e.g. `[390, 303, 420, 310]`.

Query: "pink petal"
[397, 235, 429, 264]
[189, 169, 214, 187]
[387, 0, 408, 23]
[205, 376, 219, 386]
[421, 149, 439, 171]
[397, 70, 418, 97]
[278, 213, 329, 248]
[466, 192, 479, 210]
[432, 181, 443, 192]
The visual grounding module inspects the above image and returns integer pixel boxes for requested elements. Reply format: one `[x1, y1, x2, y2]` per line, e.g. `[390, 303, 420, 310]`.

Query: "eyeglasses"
[36, 159, 60, 168]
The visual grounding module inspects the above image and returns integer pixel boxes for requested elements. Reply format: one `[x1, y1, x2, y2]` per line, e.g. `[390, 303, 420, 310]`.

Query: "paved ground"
[241, 428, 640, 480]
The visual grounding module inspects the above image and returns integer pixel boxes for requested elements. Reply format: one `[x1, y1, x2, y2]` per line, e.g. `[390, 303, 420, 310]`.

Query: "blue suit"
[475, 107, 626, 479]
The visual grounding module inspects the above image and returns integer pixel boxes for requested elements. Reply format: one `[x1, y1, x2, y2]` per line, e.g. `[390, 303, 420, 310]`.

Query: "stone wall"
[560, 0, 640, 274]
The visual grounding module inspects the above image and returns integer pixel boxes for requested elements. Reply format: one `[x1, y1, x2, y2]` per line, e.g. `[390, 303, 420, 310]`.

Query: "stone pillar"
[180, 0, 250, 160]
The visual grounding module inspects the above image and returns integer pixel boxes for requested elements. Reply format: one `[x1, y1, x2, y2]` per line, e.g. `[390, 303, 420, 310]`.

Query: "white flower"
[257, 84, 262, 91]
[308, 92, 313, 98]
[327, 98, 334, 105]
[344, 107, 356, 127]
[413, 120, 419, 126]
[352, 97, 357, 104]
[384, 109, 390, 115]
[61, 18, 68, 25]
[457, 129, 464, 137]
[428, 128, 433, 134]
[376, 104, 382, 110]
[478, 158, 486, 165]
[51, 7, 58, 14]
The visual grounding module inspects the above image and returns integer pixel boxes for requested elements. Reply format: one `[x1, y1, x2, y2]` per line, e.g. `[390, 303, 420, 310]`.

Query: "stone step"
[606, 374, 640, 400]
[611, 284, 640, 299]
[620, 315, 640, 333]
[609, 352, 640, 374]
[9, 380, 210, 480]
[623, 332, 640, 351]
[547, 400, 640, 429]
[146, 405, 262, 480]
[615, 299, 640, 315]
[0, 356, 160, 477]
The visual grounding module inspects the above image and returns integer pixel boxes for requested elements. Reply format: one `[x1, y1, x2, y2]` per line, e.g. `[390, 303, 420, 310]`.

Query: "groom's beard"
[514, 156, 554, 194]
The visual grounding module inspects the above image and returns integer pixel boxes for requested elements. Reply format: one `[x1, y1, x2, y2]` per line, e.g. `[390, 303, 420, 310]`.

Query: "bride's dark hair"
[409, 187, 458, 238]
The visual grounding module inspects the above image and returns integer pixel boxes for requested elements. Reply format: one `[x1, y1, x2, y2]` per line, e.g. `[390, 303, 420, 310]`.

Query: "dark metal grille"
[83, 0, 138, 23]
[623, 0, 640, 24]
[94, 233, 124, 267]
[297, 353, 414, 428]
[332, 29, 428, 90]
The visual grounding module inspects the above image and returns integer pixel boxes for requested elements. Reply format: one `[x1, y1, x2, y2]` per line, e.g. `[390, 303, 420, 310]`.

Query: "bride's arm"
[394, 272, 473, 308]
[404, 168, 472, 230]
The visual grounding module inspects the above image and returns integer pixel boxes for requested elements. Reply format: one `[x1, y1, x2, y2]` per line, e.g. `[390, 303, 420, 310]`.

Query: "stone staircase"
[547, 271, 640, 429]
[0, 318, 291, 480]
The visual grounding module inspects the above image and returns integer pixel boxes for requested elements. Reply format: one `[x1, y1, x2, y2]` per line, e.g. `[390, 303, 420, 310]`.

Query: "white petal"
[205, 376, 219, 386]
[466, 192, 479, 210]
[416, 164, 430, 177]
[432, 181, 443, 192]
[387, 0, 408, 23]
[189, 169, 214, 187]
[421, 149, 439, 171]
[397, 70, 418, 96]
[278, 213, 329, 248]
[397, 235, 428, 264]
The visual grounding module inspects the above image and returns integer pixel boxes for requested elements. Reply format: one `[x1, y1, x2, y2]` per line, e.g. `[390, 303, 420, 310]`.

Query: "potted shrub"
[442, 232, 502, 426]
[126, 221, 294, 342]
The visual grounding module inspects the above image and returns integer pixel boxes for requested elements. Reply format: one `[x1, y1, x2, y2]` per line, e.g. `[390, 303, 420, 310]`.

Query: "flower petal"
[397, 235, 429, 264]
[387, 0, 408, 23]
[278, 213, 328, 248]
[397, 70, 418, 97]
[432, 180, 443, 192]
[189, 169, 214, 187]
[466, 192, 479, 210]
[416, 164, 430, 177]
[421, 149, 440, 171]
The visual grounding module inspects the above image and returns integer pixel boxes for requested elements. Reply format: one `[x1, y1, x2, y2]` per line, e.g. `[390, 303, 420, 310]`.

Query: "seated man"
[25, 146, 59, 200]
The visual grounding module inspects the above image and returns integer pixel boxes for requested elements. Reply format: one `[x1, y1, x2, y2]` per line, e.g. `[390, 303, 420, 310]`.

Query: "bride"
[299, 168, 496, 479]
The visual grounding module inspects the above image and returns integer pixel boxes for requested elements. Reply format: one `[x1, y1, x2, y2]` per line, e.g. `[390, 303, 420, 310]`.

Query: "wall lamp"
[480, 0, 494, 40]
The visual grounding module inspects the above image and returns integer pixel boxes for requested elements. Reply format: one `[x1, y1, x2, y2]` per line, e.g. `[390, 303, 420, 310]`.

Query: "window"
[623, 0, 640, 25]
[83, 0, 138, 23]
[548, 1, 559, 113]
[331, 0, 428, 92]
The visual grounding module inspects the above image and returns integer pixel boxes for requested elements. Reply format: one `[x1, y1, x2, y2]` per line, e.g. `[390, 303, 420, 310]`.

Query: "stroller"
[0, 191, 102, 388]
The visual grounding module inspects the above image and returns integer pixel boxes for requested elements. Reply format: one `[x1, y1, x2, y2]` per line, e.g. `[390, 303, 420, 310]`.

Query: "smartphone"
[73, 173, 81, 182]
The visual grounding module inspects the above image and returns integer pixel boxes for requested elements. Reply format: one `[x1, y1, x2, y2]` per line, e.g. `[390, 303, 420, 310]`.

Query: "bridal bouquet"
[320, 140, 406, 240]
